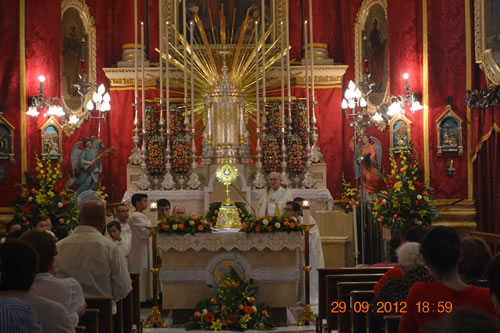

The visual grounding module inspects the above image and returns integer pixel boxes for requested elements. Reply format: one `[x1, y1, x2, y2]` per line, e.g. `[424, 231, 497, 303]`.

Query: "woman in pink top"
[398, 226, 496, 333]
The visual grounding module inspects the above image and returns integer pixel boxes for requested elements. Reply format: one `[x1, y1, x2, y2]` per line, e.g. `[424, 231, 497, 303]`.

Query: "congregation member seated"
[375, 242, 433, 304]
[107, 220, 131, 258]
[1, 220, 22, 243]
[398, 226, 497, 333]
[172, 205, 186, 217]
[489, 254, 500, 315]
[0, 296, 42, 332]
[421, 306, 500, 333]
[53, 225, 69, 241]
[21, 230, 86, 326]
[458, 236, 492, 286]
[0, 239, 75, 332]
[374, 225, 428, 296]
[55, 197, 132, 314]
[30, 215, 52, 232]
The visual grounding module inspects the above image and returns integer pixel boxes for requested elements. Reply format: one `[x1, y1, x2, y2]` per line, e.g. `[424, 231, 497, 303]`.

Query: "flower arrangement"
[287, 136, 305, 174]
[158, 215, 213, 235]
[262, 137, 280, 173]
[240, 215, 303, 234]
[13, 153, 79, 229]
[171, 134, 191, 174]
[184, 265, 275, 331]
[266, 102, 282, 138]
[372, 143, 439, 230]
[168, 105, 185, 136]
[205, 202, 251, 226]
[340, 173, 360, 213]
[292, 102, 308, 145]
[147, 136, 165, 175]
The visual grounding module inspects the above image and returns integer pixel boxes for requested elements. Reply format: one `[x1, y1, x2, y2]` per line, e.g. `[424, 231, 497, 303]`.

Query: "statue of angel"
[71, 137, 115, 195]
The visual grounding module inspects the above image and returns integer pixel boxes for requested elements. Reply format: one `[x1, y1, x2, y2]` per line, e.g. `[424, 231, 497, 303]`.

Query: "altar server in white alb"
[128, 193, 152, 302]
[256, 172, 294, 217]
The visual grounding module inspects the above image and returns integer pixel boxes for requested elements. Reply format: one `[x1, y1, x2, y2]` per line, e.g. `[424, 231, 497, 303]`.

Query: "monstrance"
[215, 162, 241, 229]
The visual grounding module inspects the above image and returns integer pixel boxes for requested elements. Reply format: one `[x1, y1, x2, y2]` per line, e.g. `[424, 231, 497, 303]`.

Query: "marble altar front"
[157, 230, 303, 316]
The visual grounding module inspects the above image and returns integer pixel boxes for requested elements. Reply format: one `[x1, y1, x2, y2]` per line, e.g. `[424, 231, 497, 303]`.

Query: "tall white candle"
[280, 21, 285, 130]
[166, 21, 170, 134]
[255, 21, 260, 135]
[261, 0, 266, 114]
[134, 0, 138, 106]
[285, 0, 292, 122]
[190, 21, 195, 137]
[159, 0, 164, 125]
[304, 21, 310, 145]
[183, 0, 188, 126]
[141, 22, 146, 135]
[308, 0, 315, 103]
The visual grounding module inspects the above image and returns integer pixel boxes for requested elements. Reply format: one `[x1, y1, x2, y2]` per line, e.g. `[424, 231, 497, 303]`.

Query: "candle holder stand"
[298, 222, 316, 326]
[144, 226, 167, 328]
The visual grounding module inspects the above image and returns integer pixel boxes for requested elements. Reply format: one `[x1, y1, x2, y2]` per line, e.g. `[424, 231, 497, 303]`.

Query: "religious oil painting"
[166, 0, 284, 45]
[436, 104, 464, 156]
[61, 0, 96, 135]
[389, 114, 412, 154]
[0, 117, 15, 163]
[40, 117, 63, 160]
[355, 0, 389, 111]
[475, 0, 500, 85]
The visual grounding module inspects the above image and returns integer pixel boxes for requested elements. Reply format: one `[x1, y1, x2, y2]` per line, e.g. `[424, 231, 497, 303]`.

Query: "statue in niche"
[71, 137, 115, 195]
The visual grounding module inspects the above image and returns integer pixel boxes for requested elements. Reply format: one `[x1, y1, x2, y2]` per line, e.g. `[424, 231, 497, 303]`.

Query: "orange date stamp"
[330, 301, 454, 314]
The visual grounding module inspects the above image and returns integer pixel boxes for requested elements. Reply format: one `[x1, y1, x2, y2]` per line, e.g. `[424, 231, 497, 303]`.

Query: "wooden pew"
[325, 273, 384, 331]
[336, 281, 378, 333]
[114, 299, 123, 333]
[86, 297, 112, 333]
[384, 315, 402, 333]
[75, 326, 86, 333]
[471, 231, 500, 255]
[318, 267, 391, 324]
[78, 308, 99, 333]
[130, 273, 143, 333]
[122, 289, 134, 333]
[350, 290, 375, 333]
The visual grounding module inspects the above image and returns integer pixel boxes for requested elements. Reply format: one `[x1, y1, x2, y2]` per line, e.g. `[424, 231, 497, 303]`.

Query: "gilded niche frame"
[164, 0, 287, 46]
[474, 0, 500, 85]
[354, 0, 389, 112]
[61, 0, 96, 135]
[435, 104, 464, 156]
[389, 114, 412, 154]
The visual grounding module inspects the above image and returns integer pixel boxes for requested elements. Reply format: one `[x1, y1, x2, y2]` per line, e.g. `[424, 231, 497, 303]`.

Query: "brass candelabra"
[298, 202, 316, 326]
[144, 225, 167, 328]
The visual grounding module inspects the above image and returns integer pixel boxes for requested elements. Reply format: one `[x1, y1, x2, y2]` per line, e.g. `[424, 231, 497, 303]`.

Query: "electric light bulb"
[86, 100, 94, 111]
[69, 115, 79, 124]
[98, 84, 105, 96]
[38, 75, 46, 83]
[388, 101, 402, 116]
[373, 112, 383, 121]
[348, 100, 355, 109]
[348, 80, 356, 91]
[403, 73, 409, 80]
[341, 99, 348, 109]
[360, 97, 367, 108]
[27, 106, 40, 117]
[103, 92, 110, 103]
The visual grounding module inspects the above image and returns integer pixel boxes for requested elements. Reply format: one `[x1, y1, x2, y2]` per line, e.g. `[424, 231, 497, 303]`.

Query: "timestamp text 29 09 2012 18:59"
[330, 301, 454, 314]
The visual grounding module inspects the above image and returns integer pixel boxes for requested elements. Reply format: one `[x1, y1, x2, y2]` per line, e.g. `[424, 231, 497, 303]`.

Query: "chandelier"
[27, 76, 65, 118]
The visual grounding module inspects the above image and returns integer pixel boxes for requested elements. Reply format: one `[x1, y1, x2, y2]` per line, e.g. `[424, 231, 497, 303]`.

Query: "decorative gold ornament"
[215, 162, 241, 229]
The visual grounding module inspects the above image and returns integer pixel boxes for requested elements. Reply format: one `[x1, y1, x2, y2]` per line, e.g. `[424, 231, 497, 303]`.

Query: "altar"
[157, 230, 303, 324]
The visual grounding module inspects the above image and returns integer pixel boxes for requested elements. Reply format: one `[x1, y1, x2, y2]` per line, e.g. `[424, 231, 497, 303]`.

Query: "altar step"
[143, 325, 316, 333]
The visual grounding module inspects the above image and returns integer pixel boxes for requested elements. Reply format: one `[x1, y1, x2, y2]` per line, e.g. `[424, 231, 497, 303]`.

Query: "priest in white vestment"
[256, 172, 293, 217]
[128, 193, 152, 302]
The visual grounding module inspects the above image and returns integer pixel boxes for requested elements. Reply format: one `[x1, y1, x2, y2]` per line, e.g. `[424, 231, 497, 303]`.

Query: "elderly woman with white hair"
[375, 242, 433, 304]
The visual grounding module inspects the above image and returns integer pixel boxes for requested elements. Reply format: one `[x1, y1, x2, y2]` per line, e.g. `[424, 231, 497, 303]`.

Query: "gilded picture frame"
[61, 0, 96, 135]
[0, 115, 15, 163]
[435, 104, 464, 156]
[474, 0, 500, 85]
[354, 0, 389, 112]
[389, 114, 412, 154]
[164, 0, 286, 46]
[40, 117, 63, 160]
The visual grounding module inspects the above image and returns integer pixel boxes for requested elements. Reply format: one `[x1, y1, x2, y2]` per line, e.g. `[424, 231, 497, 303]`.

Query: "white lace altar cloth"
[157, 229, 303, 252]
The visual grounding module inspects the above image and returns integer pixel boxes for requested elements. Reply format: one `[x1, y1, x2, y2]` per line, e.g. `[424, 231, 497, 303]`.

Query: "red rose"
[197, 224, 204, 231]
[210, 297, 216, 304]
[203, 312, 214, 323]
[22, 203, 32, 215]
[414, 182, 425, 192]
[244, 306, 254, 314]
[386, 178, 397, 189]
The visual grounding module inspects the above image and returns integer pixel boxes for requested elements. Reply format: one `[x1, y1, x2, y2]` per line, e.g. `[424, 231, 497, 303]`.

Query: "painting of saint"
[486, 0, 500, 63]
[62, 7, 88, 111]
[180, 0, 271, 43]
[361, 3, 388, 107]
[43, 125, 61, 159]
[392, 119, 409, 149]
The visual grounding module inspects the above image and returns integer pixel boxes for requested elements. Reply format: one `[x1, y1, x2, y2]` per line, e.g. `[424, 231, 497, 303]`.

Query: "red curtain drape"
[473, 127, 500, 233]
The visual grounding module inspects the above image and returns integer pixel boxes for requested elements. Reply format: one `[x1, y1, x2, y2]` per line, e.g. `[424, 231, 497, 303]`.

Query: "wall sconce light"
[385, 73, 423, 117]
[27, 76, 65, 118]
[446, 158, 455, 176]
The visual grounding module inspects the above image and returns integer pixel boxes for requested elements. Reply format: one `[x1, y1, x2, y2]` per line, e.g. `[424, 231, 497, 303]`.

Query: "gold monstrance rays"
[155, 6, 287, 132]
